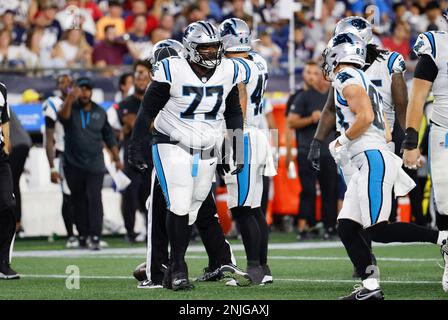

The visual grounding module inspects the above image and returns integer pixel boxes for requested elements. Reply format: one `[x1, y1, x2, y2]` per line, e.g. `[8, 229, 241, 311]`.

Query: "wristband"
[338, 133, 351, 146]
[51, 167, 58, 174]
[402, 128, 419, 150]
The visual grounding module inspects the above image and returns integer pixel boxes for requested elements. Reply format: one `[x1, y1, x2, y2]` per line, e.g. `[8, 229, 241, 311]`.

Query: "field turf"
[1, 233, 447, 300]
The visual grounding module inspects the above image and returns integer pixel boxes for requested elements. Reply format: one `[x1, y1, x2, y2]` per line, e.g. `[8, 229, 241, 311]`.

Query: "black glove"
[217, 163, 230, 176]
[307, 139, 322, 171]
[128, 141, 148, 172]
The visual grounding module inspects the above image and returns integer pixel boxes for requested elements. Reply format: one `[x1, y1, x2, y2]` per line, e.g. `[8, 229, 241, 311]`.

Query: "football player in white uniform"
[324, 33, 448, 300]
[310, 16, 408, 278]
[218, 18, 276, 285]
[403, 24, 448, 291]
[129, 21, 246, 291]
[42, 74, 77, 249]
[132, 40, 249, 289]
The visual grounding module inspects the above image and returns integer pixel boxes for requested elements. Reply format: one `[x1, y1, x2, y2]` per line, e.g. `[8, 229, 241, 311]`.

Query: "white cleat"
[137, 280, 163, 289]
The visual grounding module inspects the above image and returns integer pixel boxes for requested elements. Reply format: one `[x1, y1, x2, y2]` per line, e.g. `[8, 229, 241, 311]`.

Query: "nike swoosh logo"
[210, 162, 215, 166]
[355, 290, 379, 300]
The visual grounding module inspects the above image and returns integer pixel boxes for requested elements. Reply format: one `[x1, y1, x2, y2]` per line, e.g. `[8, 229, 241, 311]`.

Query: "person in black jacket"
[59, 77, 122, 251]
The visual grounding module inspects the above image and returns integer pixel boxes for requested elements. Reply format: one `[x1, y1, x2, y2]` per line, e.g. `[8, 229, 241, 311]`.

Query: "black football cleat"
[172, 275, 194, 291]
[220, 264, 251, 286]
[137, 279, 163, 289]
[261, 264, 273, 284]
[340, 285, 384, 300]
[0, 262, 20, 280]
[246, 265, 265, 285]
[195, 267, 224, 282]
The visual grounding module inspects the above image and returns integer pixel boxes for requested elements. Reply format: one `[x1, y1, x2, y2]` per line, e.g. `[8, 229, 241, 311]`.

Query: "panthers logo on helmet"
[333, 33, 355, 46]
[220, 21, 238, 37]
[350, 18, 367, 30]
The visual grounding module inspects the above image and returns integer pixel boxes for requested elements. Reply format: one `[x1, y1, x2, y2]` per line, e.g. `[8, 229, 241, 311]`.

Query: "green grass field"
[1, 233, 447, 300]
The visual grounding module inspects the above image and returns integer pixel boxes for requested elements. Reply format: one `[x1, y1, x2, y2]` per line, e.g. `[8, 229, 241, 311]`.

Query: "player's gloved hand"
[128, 141, 148, 172]
[307, 139, 322, 171]
[231, 163, 244, 175]
[329, 134, 351, 167]
[216, 163, 230, 176]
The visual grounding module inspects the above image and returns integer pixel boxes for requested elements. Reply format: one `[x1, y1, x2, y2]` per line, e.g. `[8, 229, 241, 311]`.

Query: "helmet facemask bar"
[189, 41, 223, 69]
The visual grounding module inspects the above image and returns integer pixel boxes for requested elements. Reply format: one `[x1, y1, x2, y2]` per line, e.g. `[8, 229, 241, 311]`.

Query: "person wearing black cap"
[59, 77, 122, 250]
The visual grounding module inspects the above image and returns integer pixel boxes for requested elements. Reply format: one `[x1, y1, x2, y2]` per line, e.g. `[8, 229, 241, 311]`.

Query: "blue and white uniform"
[151, 56, 245, 223]
[413, 30, 448, 215]
[365, 50, 406, 130]
[42, 95, 70, 195]
[333, 67, 414, 228]
[224, 52, 277, 209]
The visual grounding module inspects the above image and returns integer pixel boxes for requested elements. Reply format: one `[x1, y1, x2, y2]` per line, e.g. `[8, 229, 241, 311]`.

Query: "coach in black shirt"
[59, 77, 122, 250]
[287, 63, 337, 240]
[0, 82, 18, 279]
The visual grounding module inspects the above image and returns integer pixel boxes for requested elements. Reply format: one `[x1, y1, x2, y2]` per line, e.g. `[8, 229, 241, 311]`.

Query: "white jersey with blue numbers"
[333, 67, 387, 157]
[413, 31, 448, 127]
[232, 51, 269, 128]
[42, 95, 65, 152]
[152, 56, 245, 150]
[364, 50, 406, 129]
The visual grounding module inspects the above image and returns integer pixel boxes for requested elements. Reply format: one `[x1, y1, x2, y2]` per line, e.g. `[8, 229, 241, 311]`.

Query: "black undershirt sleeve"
[45, 116, 56, 129]
[414, 54, 438, 82]
[223, 85, 243, 131]
[131, 81, 171, 142]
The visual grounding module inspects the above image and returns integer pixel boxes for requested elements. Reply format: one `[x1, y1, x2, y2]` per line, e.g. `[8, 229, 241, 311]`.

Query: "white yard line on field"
[14, 241, 426, 258]
[20, 274, 441, 285]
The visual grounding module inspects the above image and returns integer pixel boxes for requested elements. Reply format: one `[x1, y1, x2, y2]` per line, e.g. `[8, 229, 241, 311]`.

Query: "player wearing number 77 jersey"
[218, 18, 277, 285]
[129, 21, 247, 291]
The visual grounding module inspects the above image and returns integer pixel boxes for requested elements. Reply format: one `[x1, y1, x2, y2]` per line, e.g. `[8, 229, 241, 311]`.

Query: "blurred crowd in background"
[1, 0, 448, 77]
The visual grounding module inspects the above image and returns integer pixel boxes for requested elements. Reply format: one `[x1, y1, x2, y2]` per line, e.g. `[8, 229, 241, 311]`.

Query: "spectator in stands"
[423, 1, 448, 31]
[199, 0, 222, 23]
[159, 13, 174, 35]
[222, 0, 251, 22]
[56, 0, 97, 46]
[0, 28, 37, 69]
[185, 3, 207, 24]
[254, 31, 282, 74]
[92, 25, 140, 70]
[31, 2, 63, 68]
[382, 20, 411, 60]
[52, 29, 92, 68]
[59, 77, 122, 250]
[9, 111, 32, 236]
[125, 0, 159, 35]
[128, 14, 152, 59]
[96, 0, 125, 40]
[0, 9, 26, 45]
[287, 61, 337, 241]
[22, 27, 42, 69]
[139, 27, 170, 59]
[293, 25, 312, 73]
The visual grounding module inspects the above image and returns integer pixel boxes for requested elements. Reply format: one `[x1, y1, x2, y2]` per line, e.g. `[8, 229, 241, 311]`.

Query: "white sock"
[362, 278, 380, 291]
[437, 231, 448, 246]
